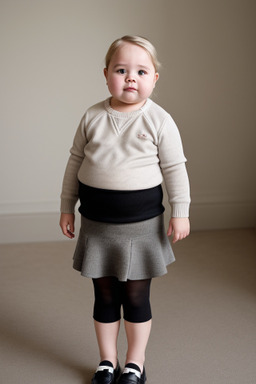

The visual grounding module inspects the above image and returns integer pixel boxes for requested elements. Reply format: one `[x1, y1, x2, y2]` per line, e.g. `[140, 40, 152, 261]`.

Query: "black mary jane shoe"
[118, 367, 146, 384]
[91, 361, 121, 384]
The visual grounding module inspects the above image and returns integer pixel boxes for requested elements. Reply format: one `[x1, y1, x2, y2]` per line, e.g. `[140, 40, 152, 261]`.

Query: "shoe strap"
[96, 365, 114, 374]
[123, 367, 141, 378]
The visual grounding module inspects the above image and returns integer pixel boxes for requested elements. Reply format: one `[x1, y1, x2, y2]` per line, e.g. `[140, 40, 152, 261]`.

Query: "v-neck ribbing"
[104, 98, 151, 135]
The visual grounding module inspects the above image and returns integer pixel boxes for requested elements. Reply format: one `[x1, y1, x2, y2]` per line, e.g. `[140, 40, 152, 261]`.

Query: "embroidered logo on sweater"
[137, 132, 148, 139]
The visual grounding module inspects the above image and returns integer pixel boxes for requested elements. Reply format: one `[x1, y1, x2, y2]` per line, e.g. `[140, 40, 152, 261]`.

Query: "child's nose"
[126, 73, 136, 82]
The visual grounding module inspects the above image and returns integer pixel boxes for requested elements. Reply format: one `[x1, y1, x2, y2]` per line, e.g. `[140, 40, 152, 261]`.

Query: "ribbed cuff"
[60, 198, 77, 214]
[171, 203, 190, 218]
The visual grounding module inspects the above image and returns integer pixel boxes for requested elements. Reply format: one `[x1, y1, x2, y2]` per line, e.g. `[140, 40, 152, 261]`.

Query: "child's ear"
[104, 68, 108, 81]
[153, 72, 159, 88]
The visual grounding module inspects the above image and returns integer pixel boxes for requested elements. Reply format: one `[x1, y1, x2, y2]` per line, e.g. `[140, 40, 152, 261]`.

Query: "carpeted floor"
[0, 228, 256, 384]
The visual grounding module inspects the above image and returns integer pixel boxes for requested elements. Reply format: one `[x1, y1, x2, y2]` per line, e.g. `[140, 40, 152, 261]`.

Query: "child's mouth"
[124, 87, 137, 92]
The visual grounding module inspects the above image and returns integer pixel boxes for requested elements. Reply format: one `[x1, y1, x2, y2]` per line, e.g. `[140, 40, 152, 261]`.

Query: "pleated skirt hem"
[73, 214, 175, 282]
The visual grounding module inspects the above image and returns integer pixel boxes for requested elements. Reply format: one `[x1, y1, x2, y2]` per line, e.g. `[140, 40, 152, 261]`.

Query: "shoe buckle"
[123, 367, 141, 379]
[96, 365, 114, 374]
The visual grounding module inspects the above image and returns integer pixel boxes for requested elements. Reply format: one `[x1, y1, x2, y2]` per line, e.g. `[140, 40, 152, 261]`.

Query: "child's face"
[104, 42, 159, 111]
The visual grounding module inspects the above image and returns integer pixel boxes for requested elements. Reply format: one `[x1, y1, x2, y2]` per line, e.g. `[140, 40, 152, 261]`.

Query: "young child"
[60, 35, 190, 384]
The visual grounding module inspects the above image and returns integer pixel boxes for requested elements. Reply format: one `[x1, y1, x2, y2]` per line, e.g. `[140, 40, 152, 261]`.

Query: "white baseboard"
[0, 212, 67, 244]
[0, 201, 255, 244]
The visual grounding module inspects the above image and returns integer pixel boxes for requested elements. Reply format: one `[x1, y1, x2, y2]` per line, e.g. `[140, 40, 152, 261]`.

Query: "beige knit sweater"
[61, 98, 190, 217]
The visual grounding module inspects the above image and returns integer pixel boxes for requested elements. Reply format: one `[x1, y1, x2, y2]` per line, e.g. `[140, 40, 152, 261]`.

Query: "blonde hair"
[105, 35, 161, 72]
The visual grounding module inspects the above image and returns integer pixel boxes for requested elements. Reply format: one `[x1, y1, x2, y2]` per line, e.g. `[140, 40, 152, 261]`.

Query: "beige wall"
[0, 0, 255, 243]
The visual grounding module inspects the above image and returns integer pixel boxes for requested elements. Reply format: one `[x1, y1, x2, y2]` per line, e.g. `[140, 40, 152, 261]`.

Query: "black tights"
[92, 277, 152, 323]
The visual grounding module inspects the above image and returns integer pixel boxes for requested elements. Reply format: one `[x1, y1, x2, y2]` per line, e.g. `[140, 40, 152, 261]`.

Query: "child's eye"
[117, 69, 126, 74]
[138, 70, 146, 75]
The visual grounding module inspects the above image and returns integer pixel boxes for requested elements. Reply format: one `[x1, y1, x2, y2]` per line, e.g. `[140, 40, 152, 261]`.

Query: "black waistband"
[78, 182, 165, 223]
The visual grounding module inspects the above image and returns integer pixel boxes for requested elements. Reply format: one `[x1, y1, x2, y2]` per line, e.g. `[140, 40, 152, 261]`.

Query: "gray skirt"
[73, 214, 175, 282]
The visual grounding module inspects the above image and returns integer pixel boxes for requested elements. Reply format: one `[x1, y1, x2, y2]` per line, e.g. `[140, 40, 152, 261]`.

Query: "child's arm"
[59, 213, 75, 239]
[157, 115, 191, 242]
[167, 217, 190, 243]
[60, 114, 88, 239]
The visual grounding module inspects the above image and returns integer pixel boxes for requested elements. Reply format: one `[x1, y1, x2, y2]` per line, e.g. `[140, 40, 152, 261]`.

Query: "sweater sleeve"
[158, 115, 191, 217]
[60, 115, 88, 213]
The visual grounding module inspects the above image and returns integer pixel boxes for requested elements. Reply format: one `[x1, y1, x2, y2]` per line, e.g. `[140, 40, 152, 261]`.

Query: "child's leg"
[94, 320, 120, 368]
[92, 277, 122, 367]
[124, 319, 152, 372]
[122, 279, 152, 372]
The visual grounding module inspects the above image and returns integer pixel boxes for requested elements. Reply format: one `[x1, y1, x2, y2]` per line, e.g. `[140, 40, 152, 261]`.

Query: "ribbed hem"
[171, 203, 190, 218]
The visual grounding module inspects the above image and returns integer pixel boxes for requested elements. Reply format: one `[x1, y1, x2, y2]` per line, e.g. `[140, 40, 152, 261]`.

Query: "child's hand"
[167, 217, 190, 243]
[59, 213, 75, 239]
